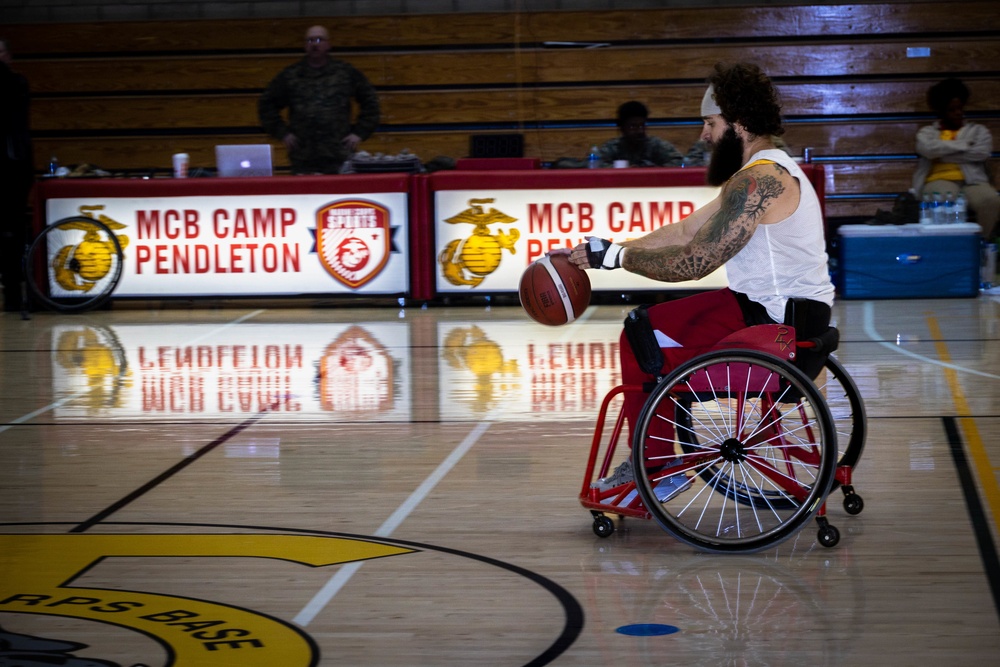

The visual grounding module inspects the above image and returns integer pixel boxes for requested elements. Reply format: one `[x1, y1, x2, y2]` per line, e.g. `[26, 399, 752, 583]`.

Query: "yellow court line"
[927, 315, 1000, 539]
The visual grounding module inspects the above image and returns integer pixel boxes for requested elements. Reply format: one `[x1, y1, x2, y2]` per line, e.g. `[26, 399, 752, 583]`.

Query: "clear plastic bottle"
[919, 194, 933, 224]
[944, 192, 956, 224]
[587, 145, 600, 169]
[932, 192, 944, 224]
[48, 155, 59, 176]
[955, 191, 968, 224]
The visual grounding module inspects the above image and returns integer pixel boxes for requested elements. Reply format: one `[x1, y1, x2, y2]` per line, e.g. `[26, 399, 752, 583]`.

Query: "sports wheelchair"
[580, 301, 866, 553]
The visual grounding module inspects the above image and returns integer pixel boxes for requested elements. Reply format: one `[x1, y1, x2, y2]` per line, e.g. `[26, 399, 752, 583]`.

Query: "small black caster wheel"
[817, 523, 841, 548]
[843, 493, 864, 515]
[593, 515, 615, 538]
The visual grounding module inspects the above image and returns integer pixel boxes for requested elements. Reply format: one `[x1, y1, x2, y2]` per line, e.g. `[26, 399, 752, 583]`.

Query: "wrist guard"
[587, 237, 624, 270]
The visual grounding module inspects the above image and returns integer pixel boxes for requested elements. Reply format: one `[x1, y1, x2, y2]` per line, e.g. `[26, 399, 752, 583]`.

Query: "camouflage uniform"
[597, 136, 683, 167]
[259, 58, 380, 174]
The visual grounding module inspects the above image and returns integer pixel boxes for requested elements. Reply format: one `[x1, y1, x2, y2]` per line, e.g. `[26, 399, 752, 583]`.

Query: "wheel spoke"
[633, 350, 838, 553]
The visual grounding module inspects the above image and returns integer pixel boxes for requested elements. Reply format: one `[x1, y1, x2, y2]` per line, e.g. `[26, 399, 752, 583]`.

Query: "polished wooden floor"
[1, 294, 999, 666]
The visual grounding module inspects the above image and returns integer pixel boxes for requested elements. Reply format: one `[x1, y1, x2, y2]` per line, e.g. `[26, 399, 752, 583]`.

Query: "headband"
[701, 85, 722, 117]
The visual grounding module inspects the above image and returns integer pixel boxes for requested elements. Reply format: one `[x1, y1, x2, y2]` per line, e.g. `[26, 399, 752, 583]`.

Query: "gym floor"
[1, 294, 998, 666]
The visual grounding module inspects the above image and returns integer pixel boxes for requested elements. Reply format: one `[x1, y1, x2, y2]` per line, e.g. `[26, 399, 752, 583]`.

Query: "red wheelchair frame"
[579, 322, 864, 553]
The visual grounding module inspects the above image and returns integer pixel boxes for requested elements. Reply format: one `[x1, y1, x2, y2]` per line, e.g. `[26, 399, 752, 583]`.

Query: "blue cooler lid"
[839, 223, 982, 237]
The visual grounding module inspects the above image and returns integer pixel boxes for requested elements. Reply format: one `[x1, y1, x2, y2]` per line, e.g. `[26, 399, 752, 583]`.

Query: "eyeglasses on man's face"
[306, 36, 328, 44]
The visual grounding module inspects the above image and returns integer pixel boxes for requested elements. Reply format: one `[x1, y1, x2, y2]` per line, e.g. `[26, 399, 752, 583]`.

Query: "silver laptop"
[215, 144, 273, 177]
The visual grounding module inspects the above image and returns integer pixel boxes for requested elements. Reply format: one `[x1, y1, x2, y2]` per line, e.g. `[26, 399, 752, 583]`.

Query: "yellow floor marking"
[927, 316, 1000, 540]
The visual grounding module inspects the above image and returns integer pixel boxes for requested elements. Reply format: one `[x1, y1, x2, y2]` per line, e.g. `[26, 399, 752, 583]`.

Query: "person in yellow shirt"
[912, 78, 998, 238]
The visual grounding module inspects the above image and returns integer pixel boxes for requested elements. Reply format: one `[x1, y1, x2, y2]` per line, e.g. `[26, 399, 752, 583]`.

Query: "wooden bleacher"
[7, 1, 999, 223]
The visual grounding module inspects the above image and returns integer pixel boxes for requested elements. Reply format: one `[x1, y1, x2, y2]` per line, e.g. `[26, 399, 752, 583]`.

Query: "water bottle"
[982, 241, 997, 291]
[955, 191, 967, 224]
[932, 192, 944, 224]
[944, 192, 956, 224]
[919, 194, 933, 224]
[587, 145, 600, 169]
[48, 155, 59, 176]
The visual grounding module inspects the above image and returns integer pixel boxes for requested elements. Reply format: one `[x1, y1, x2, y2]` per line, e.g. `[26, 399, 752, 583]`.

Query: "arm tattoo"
[623, 166, 787, 282]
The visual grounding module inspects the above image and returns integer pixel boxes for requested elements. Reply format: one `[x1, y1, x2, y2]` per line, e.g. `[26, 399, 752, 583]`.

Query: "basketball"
[518, 254, 592, 326]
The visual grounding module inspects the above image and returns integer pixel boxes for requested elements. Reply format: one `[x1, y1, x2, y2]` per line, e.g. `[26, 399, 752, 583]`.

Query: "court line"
[294, 420, 493, 627]
[0, 309, 266, 434]
[862, 303, 999, 537]
[71, 402, 278, 533]
[943, 418, 1000, 621]
[925, 316, 1000, 542]
[293, 306, 604, 624]
[861, 301, 1000, 380]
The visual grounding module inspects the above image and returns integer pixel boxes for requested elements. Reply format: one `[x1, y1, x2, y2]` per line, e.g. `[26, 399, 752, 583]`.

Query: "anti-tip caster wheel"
[593, 515, 615, 538]
[843, 492, 864, 515]
[817, 523, 841, 548]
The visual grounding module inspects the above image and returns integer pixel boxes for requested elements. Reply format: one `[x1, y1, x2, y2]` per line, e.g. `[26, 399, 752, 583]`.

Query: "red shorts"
[619, 288, 755, 457]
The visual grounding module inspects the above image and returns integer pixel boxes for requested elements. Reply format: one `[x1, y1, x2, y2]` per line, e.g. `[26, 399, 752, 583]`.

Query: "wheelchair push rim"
[632, 349, 838, 553]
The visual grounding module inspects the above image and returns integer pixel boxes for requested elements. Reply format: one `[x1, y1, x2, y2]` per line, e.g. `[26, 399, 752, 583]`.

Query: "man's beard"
[706, 125, 745, 186]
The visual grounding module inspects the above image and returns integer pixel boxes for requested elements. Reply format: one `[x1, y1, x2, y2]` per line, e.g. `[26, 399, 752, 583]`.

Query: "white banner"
[434, 186, 727, 293]
[45, 193, 409, 296]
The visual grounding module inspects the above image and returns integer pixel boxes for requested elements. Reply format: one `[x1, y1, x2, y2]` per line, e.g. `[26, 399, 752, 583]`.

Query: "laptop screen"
[215, 144, 273, 177]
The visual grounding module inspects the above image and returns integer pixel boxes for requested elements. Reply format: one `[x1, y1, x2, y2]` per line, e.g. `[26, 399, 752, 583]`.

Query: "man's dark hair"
[708, 62, 784, 138]
[616, 101, 649, 127]
[926, 78, 970, 117]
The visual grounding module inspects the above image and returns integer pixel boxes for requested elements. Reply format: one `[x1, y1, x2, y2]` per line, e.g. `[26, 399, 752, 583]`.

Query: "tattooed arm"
[620, 162, 797, 282]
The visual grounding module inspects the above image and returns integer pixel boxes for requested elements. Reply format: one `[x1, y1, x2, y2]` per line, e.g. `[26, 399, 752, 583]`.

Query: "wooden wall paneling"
[31, 95, 264, 132]
[824, 200, 890, 219]
[30, 79, 1000, 167]
[31, 85, 1000, 140]
[20, 54, 355, 94]
[6, 1, 997, 55]
[21, 38, 1000, 97]
[520, 2, 1000, 42]
[822, 161, 917, 196]
[525, 39, 1000, 85]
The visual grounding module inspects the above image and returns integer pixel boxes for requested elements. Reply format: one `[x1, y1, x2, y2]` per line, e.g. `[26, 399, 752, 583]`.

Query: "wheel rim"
[814, 355, 866, 473]
[25, 216, 124, 313]
[633, 350, 837, 553]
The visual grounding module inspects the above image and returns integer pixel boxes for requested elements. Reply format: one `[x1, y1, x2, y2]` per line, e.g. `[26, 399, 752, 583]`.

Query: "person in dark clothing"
[597, 101, 684, 167]
[258, 25, 381, 175]
[1, 38, 34, 312]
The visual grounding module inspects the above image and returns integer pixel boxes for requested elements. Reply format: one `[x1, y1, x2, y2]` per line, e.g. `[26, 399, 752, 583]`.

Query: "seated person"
[598, 101, 684, 167]
[561, 63, 834, 489]
[913, 77, 999, 238]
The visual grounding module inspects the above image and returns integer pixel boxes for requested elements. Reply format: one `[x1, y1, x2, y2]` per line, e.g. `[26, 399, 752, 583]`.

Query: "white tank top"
[726, 149, 835, 322]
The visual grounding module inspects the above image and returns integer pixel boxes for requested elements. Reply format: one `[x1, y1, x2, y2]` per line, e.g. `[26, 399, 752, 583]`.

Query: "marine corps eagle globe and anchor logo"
[313, 199, 397, 289]
[52, 205, 130, 295]
[439, 198, 519, 287]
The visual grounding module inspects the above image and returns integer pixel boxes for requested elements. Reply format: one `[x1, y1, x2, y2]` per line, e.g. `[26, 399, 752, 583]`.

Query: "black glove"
[586, 237, 624, 270]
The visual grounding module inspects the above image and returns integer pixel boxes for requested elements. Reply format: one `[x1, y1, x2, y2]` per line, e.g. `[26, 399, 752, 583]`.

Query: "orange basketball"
[518, 254, 592, 326]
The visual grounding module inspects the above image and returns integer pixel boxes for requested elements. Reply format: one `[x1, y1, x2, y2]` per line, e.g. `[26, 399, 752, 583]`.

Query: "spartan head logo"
[315, 200, 391, 289]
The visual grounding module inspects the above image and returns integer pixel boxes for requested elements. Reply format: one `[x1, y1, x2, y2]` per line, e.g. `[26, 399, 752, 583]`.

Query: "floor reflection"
[45, 313, 633, 423]
[582, 530, 865, 667]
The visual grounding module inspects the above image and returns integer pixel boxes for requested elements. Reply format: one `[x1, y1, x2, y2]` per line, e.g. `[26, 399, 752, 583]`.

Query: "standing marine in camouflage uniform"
[259, 25, 380, 174]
